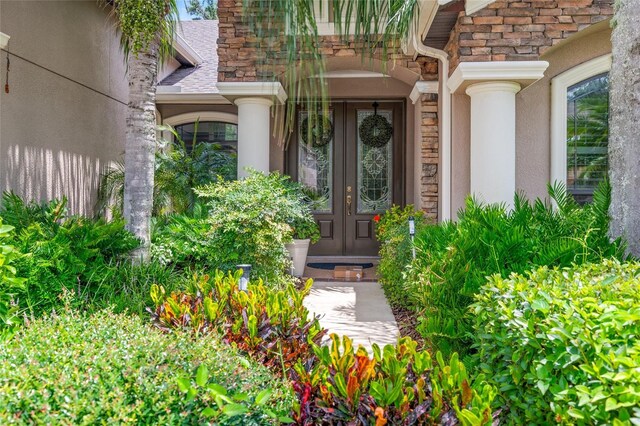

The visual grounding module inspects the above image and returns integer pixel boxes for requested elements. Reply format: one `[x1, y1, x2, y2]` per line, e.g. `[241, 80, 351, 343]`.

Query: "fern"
[400, 182, 626, 359]
[96, 122, 236, 218]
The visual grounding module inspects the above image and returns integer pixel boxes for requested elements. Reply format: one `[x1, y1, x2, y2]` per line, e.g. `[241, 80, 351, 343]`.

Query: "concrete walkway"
[304, 281, 400, 354]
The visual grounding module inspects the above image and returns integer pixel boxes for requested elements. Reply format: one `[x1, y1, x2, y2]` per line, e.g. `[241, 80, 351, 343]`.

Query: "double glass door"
[288, 101, 404, 256]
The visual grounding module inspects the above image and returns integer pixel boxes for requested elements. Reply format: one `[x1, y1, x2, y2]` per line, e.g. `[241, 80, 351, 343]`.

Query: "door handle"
[346, 195, 352, 216]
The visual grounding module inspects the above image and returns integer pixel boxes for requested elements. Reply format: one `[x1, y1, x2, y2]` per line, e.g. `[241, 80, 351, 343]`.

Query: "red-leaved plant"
[149, 270, 326, 373]
[290, 335, 497, 426]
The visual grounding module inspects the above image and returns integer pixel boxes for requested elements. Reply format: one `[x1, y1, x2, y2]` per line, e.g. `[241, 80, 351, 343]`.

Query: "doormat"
[306, 262, 374, 270]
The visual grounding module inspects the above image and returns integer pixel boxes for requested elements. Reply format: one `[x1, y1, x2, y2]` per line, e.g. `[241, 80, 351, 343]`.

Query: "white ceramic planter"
[285, 238, 310, 277]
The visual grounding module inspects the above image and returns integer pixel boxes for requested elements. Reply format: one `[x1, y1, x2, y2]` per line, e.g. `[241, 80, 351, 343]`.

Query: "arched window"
[551, 54, 611, 204]
[174, 121, 238, 154]
[163, 113, 239, 180]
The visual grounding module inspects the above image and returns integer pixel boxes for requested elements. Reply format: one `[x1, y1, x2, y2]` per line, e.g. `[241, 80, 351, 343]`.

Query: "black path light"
[237, 264, 252, 292]
[409, 216, 416, 260]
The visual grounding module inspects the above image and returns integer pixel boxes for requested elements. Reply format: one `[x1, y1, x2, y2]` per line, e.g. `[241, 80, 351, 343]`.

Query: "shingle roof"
[160, 20, 219, 93]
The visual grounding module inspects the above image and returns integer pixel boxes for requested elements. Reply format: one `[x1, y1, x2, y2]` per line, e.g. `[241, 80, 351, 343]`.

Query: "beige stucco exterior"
[517, 20, 612, 200]
[449, 20, 612, 215]
[0, 0, 127, 215]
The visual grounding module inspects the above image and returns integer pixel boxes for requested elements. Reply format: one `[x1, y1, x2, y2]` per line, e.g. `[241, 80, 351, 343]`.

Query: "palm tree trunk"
[609, 3, 640, 256]
[124, 41, 159, 262]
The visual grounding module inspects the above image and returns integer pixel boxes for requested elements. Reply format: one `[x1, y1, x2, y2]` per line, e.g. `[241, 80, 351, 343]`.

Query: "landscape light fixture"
[237, 264, 252, 292]
[409, 216, 416, 259]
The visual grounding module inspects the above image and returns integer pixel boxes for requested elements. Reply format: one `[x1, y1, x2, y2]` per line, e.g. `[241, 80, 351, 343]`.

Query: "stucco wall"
[451, 94, 471, 216]
[517, 20, 611, 200]
[0, 0, 127, 215]
[449, 21, 611, 212]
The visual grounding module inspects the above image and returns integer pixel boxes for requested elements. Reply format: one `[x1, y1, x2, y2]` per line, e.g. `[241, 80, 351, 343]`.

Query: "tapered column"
[218, 82, 287, 179]
[466, 81, 521, 206]
[447, 61, 549, 208]
[235, 97, 273, 178]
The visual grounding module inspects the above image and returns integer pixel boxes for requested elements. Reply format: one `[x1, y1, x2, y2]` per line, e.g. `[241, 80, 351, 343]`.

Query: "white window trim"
[161, 112, 238, 144]
[163, 112, 238, 127]
[550, 54, 612, 188]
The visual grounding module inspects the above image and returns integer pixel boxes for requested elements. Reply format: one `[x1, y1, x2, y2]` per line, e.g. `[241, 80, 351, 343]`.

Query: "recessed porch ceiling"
[422, 0, 464, 50]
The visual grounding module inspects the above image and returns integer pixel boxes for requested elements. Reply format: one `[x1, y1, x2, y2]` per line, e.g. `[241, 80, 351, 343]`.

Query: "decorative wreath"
[300, 115, 334, 147]
[359, 114, 393, 148]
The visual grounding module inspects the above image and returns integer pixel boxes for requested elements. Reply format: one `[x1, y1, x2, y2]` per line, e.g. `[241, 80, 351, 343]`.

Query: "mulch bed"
[388, 304, 428, 350]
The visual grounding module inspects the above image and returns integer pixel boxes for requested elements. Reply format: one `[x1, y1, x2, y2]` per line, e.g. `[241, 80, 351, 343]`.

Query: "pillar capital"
[217, 82, 287, 105]
[448, 61, 548, 94]
[234, 97, 274, 107]
[465, 81, 521, 96]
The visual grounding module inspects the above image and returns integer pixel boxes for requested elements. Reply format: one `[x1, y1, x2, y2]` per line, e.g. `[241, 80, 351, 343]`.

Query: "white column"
[235, 97, 273, 178]
[466, 81, 521, 206]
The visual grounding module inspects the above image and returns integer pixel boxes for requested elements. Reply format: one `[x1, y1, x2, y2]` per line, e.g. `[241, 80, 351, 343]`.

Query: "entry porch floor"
[303, 279, 400, 354]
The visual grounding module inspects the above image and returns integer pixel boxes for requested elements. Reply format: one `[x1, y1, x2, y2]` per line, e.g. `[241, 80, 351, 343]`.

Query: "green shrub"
[0, 221, 25, 334]
[86, 260, 186, 316]
[376, 205, 426, 308]
[471, 259, 640, 425]
[0, 193, 138, 317]
[406, 182, 625, 359]
[291, 334, 496, 425]
[96, 123, 236, 217]
[153, 171, 317, 284]
[0, 309, 294, 425]
[149, 270, 326, 374]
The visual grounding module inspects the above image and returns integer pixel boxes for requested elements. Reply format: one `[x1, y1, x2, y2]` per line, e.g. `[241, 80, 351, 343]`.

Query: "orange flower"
[374, 407, 387, 426]
[373, 214, 381, 223]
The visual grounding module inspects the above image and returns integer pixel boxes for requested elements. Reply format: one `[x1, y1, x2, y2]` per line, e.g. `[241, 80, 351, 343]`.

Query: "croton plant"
[149, 271, 496, 425]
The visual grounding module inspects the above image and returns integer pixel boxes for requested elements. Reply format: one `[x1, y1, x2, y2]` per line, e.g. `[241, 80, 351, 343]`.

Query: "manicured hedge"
[0, 310, 294, 425]
[472, 259, 640, 425]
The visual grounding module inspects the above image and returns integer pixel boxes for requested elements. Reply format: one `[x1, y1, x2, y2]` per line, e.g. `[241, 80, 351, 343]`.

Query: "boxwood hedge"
[0, 309, 294, 425]
[472, 259, 640, 425]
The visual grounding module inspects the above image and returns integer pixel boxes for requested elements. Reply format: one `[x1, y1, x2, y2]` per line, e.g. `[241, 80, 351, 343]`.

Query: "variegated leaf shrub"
[472, 259, 640, 425]
[149, 270, 326, 373]
[291, 335, 496, 426]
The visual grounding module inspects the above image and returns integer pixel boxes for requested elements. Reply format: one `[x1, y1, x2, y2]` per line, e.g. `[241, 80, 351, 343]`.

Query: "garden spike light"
[237, 264, 251, 292]
[409, 216, 416, 259]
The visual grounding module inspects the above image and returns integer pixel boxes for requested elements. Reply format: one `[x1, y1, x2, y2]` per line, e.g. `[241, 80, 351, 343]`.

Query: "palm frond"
[548, 180, 579, 216]
[242, 0, 421, 146]
[95, 161, 125, 218]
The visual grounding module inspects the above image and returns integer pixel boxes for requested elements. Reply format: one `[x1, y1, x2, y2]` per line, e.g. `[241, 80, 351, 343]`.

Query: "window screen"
[566, 72, 609, 204]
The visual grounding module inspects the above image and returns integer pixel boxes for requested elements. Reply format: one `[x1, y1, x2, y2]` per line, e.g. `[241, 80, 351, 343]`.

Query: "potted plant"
[286, 215, 320, 277]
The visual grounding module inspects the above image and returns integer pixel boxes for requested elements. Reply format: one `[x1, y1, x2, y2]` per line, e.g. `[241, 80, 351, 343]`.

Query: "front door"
[288, 100, 404, 256]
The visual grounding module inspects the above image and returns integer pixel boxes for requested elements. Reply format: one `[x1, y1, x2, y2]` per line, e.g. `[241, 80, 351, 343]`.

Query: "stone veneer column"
[235, 97, 273, 177]
[466, 81, 521, 206]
